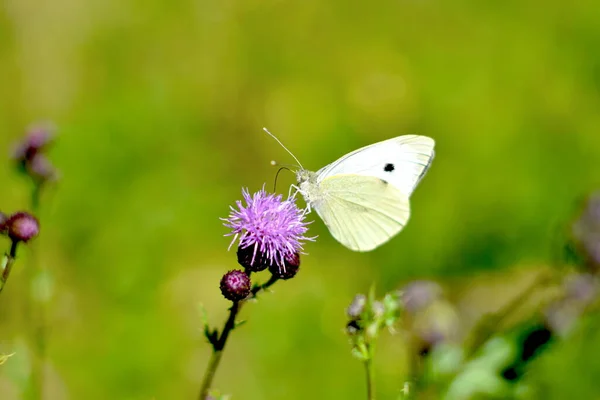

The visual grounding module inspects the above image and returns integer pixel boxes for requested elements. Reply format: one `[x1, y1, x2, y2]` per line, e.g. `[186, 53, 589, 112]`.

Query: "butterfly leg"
[301, 201, 312, 215]
[287, 184, 312, 215]
[287, 184, 300, 200]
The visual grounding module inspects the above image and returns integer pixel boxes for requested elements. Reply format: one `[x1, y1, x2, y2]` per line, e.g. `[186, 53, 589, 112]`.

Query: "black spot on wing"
[384, 163, 395, 172]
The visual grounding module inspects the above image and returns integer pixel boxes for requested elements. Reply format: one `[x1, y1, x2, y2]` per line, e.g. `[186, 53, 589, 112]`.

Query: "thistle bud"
[236, 245, 269, 272]
[220, 270, 251, 302]
[269, 253, 300, 280]
[6, 212, 40, 243]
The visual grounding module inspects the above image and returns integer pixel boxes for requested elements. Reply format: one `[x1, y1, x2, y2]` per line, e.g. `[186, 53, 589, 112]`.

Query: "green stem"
[198, 274, 279, 399]
[0, 240, 19, 295]
[364, 356, 375, 400]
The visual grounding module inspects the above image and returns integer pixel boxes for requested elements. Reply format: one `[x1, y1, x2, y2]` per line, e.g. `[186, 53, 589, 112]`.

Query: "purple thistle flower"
[223, 187, 314, 271]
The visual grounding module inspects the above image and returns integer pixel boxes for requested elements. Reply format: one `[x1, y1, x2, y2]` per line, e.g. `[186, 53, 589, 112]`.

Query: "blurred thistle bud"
[6, 212, 40, 243]
[268, 252, 300, 280]
[544, 300, 579, 337]
[572, 192, 600, 271]
[12, 123, 56, 163]
[345, 289, 404, 362]
[409, 299, 459, 356]
[563, 273, 598, 304]
[223, 188, 314, 274]
[220, 270, 251, 302]
[401, 280, 442, 313]
[12, 123, 58, 186]
[26, 154, 58, 184]
[347, 294, 367, 319]
[345, 320, 361, 335]
[371, 300, 385, 318]
[544, 273, 598, 336]
[0, 212, 7, 235]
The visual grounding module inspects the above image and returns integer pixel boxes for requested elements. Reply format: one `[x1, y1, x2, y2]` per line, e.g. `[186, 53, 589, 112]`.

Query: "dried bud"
[346, 294, 367, 319]
[237, 245, 269, 272]
[269, 253, 300, 280]
[220, 270, 251, 302]
[6, 212, 40, 243]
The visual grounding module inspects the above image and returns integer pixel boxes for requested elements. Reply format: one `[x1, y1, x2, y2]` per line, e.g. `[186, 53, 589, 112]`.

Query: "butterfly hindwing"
[312, 174, 410, 251]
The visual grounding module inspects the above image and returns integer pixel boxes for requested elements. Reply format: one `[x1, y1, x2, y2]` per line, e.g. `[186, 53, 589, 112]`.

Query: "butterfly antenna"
[263, 127, 304, 169]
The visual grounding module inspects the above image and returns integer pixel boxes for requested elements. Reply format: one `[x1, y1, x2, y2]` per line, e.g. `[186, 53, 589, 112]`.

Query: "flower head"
[223, 187, 314, 271]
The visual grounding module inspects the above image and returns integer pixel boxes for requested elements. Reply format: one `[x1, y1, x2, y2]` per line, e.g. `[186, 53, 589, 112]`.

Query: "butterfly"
[264, 128, 435, 252]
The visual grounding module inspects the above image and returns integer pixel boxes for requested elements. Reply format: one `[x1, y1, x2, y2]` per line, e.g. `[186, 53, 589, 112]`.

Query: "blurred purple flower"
[572, 191, 600, 268]
[563, 273, 598, 304]
[0, 212, 8, 234]
[11, 123, 58, 184]
[223, 187, 314, 269]
[401, 280, 442, 313]
[12, 123, 56, 162]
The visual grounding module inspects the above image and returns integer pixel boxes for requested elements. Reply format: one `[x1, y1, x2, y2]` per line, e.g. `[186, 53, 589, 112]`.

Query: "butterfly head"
[296, 168, 320, 205]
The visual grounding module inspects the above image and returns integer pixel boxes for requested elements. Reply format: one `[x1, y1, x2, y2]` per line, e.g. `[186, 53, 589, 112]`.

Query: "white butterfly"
[264, 128, 435, 252]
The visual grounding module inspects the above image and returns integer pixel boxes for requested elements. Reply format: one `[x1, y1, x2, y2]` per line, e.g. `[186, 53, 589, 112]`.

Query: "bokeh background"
[1, 0, 600, 398]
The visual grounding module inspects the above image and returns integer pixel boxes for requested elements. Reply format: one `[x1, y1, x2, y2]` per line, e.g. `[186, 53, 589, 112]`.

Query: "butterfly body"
[295, 135, 435, 252]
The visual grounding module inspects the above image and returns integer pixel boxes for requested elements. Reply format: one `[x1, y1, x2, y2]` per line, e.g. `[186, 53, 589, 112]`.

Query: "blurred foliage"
[1, 0, 600, 398]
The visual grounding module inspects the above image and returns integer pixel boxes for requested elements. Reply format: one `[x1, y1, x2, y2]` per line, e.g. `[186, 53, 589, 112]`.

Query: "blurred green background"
[1, 0, 600, 398]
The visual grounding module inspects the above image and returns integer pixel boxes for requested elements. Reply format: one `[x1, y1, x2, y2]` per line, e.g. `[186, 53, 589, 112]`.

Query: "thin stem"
[199, 301, 240, 399]
[364, 356, 375, 400]
[0, 240, 19, 294]
[198, 275, 279, 399]
[31, 182, 41, 212]
[250, 274, 279, 298]
[199, 350, 224, 400]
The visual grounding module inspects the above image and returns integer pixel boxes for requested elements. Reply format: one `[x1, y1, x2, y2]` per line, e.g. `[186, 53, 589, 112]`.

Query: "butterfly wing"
[316, 135, 435, 197]
[312, 174, 410, 251]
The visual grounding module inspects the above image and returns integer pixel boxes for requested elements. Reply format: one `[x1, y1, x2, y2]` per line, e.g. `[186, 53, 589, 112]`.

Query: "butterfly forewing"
[312, 174, 410, 251]
[316, 135, 435, 197]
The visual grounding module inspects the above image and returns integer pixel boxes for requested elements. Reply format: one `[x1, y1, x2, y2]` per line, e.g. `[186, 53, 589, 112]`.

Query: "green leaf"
[234, 319, 247, 329]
